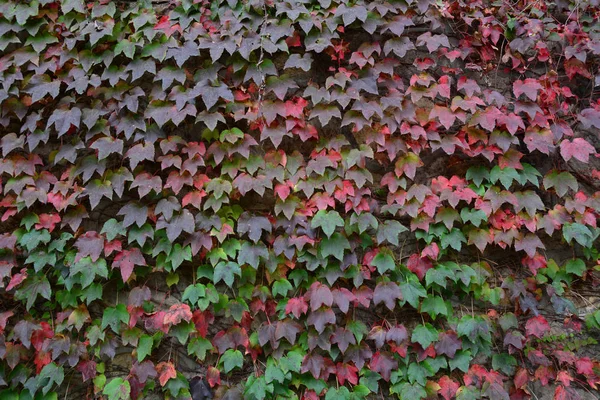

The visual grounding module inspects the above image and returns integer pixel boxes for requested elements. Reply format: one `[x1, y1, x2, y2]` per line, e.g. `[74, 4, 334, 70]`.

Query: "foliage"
[0, 0, 599, 399]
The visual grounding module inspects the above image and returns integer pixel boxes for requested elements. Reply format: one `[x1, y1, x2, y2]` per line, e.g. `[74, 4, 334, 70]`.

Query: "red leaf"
[163, 303, 193, 327]
[35, 213, 61, 232]
[438, 375, 460, 400]
[285, 297, 309, 318]
[206, 366, 220, 387]
[522, 253, 547, 275]
[560, 138, 596, 163]
[112, 248, 146, 282]
[406, 254, 433, 280]
[513, 78, 543, 101]
[335, 362, 358, 385]
[370, 351, 397, 381]
[77, 360, 97, 382]
[554, 385, 581, 400]
[156, 361, 177, 387]
[525, 315, 550, 339]
[308, 282, 333, 311]
[74, 231, 104, 263]
[575, 357, 594, 376]
[6, 268, 27, 291]
[373, 282, 402, 310]
[0, 311, 13, 334]
[556, 370, 574, 387]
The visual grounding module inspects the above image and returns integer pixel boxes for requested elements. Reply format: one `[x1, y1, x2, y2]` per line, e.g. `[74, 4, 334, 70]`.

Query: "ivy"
[0, 0, 599, 399]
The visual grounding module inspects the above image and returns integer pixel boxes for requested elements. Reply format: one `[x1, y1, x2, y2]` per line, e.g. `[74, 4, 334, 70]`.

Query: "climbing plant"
[0, 0, 599, 399]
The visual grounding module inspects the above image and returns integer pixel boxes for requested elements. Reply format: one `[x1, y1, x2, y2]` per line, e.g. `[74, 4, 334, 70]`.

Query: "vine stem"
[256, 0, 269, 119]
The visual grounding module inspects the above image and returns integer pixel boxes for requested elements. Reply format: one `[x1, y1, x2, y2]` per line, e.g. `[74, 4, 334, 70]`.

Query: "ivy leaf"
[101, 304, 129, 334]
[103, 378, 131, 400]
[222, 349, 243, 373]
[285, 297, 309, 318]
[319, 232, 350, 261]
[306, 308, 336, 333]
[435, 331, 462, 358]
[373, 281, 402, 311]
[309, 282, 333, 311]
[164, 303, 193, 326]
[562, 223, 596, 248]
[543, 170, 578, 197]
[565, 258, 586, 277]
[371, 251, 395, 275]
[421, 296, 449, 320]
[411, 323, 438, 348]
[61, 0, 85, 13]
[15, 275, 52, 310]
[112, 248, 146, 282]
[331, 327, 356, 353]
[560, 138, 595, 163]
[370, 351, 397, 381]
[438, 376, 460, 400]
[156, 361, 177, 386]
[513, 78, 542, 101]
[525, 315, 550, 339]
[376, 220, 408, 246]
[74, 231, 104, 263]
[311, 210, 344, 237]
[214, 261, 241, 287]
[579, 108, 600, 130]
[91, 136, 124, 160]
[245, 375, 273, 400]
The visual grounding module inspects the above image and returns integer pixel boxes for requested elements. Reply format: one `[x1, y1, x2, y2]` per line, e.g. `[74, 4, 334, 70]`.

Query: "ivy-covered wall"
[0, 0, 599, 399]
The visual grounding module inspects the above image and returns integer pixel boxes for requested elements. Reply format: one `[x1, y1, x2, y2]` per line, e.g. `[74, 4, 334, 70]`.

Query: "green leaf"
[245, 375, 273, 400]
[449, 350, 472, 372]
[319, 232, 350, 261]
[371, 251, 395, 274]
[399, 383, 427, 400]
[311, 210, 344, 237]
[137, 335, 154, 362]
[459, 209, 487, 227]
[466, 166, 489, 186]
[411, 323, 438, 348]
[167, 244, 192, 271]
[15, 275, 52, 310]
[407, 363, 431, 385]
[187, 337, 213, 360]
[214, 261, 241, 287]
[265, 358, 286, 384]
[440, 229, 467, 251]
[347, 320, 369, 343]
[103, 377, 131, 400]
[222, 349, 244, 373]
[543, 170, 578, 197]
[272, 279, 293, 297]
[420, 296, 449, 320]
[565, 258, 586, 277]
[425, 265, 454, 288]
[280, 350, 303, 373]
[492, 353, 516, 375]
[490, 166, 520, 189]
[399, 277, 427, 308]
[101, 304, 129, 334]
[563, 223, 597, 248]
[24, 362, 64, 396]
[376, 220, 408, 246]
[18, 229, 51, 252]
[182, 283, 206, 306]
[326, 387, 351, 400]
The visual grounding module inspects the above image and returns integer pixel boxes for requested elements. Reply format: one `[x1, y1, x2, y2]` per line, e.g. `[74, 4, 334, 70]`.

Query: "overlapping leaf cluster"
[0, 0, 599, 399]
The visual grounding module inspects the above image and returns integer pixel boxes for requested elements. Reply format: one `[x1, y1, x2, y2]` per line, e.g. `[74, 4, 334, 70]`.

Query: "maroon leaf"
[370, 351, 398, 381]
[373, 282, 402, 311]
